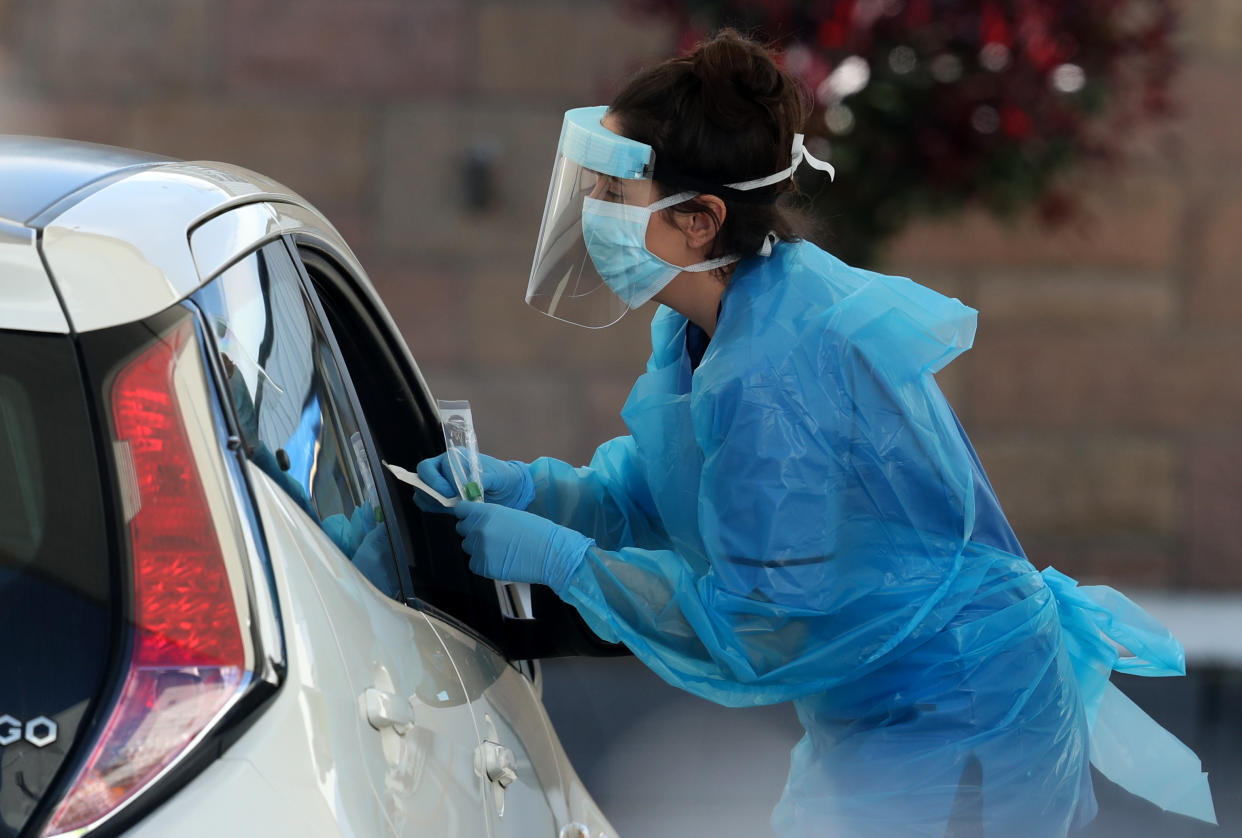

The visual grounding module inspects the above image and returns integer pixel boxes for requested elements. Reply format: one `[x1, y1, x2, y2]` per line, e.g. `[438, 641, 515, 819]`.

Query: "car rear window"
[0, 331, 114, 838]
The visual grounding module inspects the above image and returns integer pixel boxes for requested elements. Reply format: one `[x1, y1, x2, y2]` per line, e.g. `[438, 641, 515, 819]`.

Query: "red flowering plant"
[624, 0, 1179, 265]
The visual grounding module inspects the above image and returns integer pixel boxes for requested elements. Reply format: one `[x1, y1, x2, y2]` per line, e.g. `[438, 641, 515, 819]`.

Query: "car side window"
[294, 245, 518, 640]
[192, 240, 402, 598]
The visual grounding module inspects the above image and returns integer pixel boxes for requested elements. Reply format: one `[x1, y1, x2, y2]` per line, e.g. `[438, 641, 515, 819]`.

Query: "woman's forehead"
[601, 111, 623, 136]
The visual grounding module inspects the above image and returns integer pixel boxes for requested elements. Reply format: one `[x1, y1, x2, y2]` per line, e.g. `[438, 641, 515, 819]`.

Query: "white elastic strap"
[648, 190, 699, 211]
[683, 252, 741, 273]
[647, 190, 768, 265]
[639, 191, 742, 273]
[797, 136, 837, 178]
[653, 191, 775, 264]
[725, 134, 836, 191]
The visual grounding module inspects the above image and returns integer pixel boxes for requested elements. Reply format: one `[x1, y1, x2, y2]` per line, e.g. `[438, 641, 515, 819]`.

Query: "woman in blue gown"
[419, 29, 1215, 837]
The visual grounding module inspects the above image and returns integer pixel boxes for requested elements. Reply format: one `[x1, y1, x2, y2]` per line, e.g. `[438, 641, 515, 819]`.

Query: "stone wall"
[883, 2, 1242, 588]
[1, 0, 1237, 589]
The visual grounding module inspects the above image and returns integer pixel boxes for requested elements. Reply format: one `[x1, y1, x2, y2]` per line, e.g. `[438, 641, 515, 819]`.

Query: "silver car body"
[0, 136, 613, 838]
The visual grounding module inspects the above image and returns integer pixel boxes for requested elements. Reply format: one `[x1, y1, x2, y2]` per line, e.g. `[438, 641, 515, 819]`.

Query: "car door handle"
[477, 739, 517, 788]
[364, 687, 415, 735]
[475, 714, 519, 816]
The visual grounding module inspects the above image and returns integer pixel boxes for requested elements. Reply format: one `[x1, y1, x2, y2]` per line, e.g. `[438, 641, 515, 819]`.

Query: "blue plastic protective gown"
[525, 240, 1215, 836]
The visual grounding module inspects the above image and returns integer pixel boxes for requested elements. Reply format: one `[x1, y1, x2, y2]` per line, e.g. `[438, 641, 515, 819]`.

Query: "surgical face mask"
[580, 191, 740, 309]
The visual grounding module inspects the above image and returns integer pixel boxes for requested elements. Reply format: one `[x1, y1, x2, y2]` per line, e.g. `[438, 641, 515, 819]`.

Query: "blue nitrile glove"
[321, 504, 376, 556]
[453, 500, 591, 594]
[414, 452, 534, 513]
[351, 522, 401, 598]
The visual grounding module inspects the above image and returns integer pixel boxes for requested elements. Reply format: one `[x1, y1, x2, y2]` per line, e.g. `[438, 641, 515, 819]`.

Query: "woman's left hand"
[453, 501, 592, 594]
[416, 452, 534, 511]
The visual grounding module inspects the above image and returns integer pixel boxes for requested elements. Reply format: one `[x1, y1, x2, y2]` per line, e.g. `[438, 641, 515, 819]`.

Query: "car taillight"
[43, 320, 253, 836]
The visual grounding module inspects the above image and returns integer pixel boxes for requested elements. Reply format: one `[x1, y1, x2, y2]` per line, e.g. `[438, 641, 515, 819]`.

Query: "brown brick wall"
[881, 2, 1242, 588]
[1, 0, 1237, 589]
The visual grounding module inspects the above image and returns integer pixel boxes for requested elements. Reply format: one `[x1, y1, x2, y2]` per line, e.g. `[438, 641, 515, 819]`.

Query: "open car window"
[293, 241, 631, 662]
[292, 246, 509, 635]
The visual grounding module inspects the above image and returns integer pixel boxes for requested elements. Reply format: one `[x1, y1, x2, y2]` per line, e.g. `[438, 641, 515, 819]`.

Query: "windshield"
[0, 330, 114, 838]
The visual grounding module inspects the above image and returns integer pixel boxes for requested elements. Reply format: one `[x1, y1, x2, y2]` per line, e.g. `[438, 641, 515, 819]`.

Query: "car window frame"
[287, 235, 519, 657]
[190, 236, 413, 601]
[285, 231, 632, 666]
[283, 237, 418, 601]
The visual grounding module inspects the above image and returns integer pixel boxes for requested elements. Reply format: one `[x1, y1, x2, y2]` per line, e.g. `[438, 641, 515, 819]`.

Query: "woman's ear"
[679, 195, 727, 251]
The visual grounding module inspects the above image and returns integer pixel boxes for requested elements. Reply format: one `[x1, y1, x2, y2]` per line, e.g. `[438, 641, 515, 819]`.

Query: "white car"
[0, 135, 621, 838]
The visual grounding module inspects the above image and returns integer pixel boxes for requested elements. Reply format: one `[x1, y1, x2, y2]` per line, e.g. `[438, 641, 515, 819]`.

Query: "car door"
[292, 243, 580, 837]
[190, 237, 492, 838]
[429, 620, 567, 836]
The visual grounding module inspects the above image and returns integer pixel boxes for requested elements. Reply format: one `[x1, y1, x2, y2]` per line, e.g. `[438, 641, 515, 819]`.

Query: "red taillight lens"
[44, 321, 251, 836]
[120, 329, 244, 669]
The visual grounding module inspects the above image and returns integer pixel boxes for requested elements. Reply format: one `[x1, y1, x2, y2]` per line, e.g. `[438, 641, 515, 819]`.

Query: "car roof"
[0, 135, 172, 225]
[0, 135, 353, 334]
[0, 135, 385, 338]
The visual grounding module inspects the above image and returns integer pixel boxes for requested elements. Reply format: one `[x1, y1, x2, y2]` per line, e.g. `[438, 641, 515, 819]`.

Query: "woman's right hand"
[415, 453, 535, 513]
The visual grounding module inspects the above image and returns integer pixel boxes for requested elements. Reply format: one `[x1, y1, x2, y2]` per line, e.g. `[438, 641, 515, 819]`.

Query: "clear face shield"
[526, 106, 660, 329]
[526, 105, 835, 329]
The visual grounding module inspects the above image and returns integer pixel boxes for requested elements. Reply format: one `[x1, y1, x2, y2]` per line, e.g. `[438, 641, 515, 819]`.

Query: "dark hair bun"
[608, 29, 816, 262]
[691, 29, 796, 128]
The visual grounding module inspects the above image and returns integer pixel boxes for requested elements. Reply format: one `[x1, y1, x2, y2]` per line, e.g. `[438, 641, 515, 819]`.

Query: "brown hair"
[609, 29, 815, 271]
